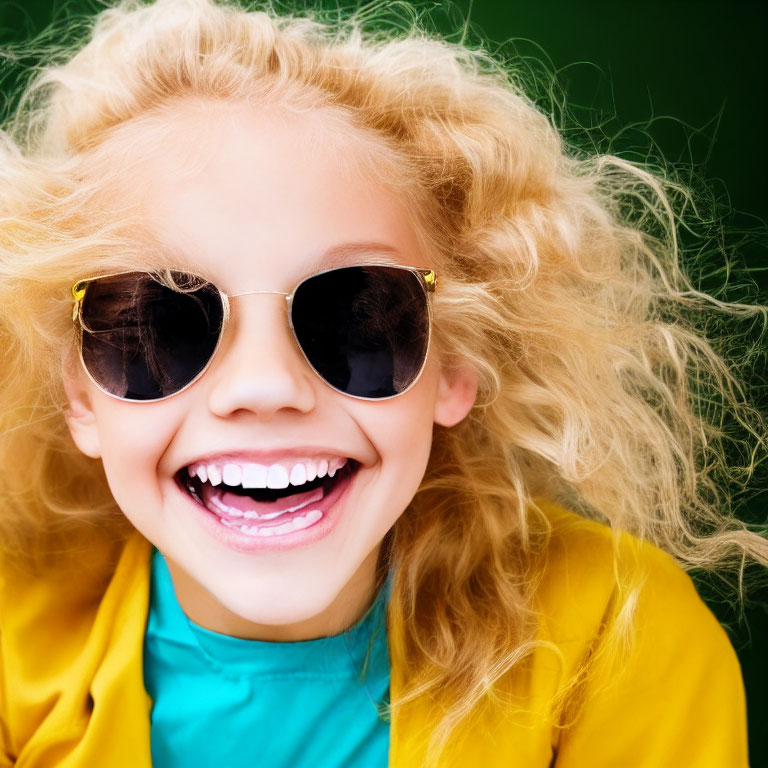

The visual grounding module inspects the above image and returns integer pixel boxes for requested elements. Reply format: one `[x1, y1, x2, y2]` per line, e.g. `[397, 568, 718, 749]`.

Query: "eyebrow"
[318, 241, 403, 268]
[138, 240, 405, 287]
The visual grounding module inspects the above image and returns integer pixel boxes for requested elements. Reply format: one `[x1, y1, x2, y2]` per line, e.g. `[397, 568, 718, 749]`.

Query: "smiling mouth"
[176, 460, 358, 537]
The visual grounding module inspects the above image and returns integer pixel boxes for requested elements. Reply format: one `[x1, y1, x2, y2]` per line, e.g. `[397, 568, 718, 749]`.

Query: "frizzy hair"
[0, 0, 766, 762]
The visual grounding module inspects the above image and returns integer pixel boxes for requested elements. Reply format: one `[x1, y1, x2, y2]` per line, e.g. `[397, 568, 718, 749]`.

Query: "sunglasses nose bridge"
[227, 289, 291, 299]
[205, 290, 316, 418]
[224, 289, 295, 346]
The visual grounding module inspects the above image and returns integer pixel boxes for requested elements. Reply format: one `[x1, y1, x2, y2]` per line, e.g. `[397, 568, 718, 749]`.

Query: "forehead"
[91, 99, 427, 289]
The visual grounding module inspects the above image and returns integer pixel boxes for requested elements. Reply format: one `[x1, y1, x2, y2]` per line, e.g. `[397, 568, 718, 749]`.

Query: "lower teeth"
[221, 509, 323, 537]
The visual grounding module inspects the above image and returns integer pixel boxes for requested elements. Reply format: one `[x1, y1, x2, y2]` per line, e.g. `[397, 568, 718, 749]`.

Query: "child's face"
[63, 100, 476, 640]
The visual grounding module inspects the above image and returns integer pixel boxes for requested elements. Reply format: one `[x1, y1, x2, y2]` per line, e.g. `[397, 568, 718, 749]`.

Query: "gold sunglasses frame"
[71, 263, 437, 403]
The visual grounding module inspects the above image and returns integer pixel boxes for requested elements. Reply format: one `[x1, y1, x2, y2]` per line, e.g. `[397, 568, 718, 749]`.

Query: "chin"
[200, 566, 353, 630]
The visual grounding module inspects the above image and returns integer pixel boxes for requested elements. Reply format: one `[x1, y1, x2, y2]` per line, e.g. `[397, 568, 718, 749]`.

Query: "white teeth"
[270, 523, 290, 536]
[327, 458, 347, 478]
[216, 486, 324, 522]
[189, 457, 349, 489]
[221, 509, 323, 537]
[222, 464, 242, 486]
[242, 464, 268, 489]
[289, 464, 307, 486]
[209, 494, 243, 517]
[267, 464, 289, 489]
[207, 465, 222, 486]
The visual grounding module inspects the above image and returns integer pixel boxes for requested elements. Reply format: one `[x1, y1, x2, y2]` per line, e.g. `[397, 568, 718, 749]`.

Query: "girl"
[0, 0, 765, 766]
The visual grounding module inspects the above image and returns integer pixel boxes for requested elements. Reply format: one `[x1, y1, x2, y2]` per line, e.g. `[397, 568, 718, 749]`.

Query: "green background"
[1, 0, 766, 762]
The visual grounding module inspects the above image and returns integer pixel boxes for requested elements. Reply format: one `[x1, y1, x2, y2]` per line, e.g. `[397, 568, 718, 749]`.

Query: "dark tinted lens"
[291, 266, 430, 398]
[79, 271, 224, 400]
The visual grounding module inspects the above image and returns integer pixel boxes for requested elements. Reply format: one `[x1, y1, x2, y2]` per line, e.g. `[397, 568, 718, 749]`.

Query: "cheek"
[90, 400, 183, 519]
[357, 365, 440, 486]
[368, 406, 434, 462]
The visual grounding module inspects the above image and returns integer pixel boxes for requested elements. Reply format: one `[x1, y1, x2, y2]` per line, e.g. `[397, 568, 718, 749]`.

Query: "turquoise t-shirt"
[143, 550, 392, 767]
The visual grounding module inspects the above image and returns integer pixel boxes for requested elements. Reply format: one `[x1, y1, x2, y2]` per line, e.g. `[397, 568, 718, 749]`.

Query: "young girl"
[1, 0, 765, 766]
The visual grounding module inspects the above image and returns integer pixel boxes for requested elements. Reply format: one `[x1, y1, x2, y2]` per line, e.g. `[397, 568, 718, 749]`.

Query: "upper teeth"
[188, 457, 347, 489]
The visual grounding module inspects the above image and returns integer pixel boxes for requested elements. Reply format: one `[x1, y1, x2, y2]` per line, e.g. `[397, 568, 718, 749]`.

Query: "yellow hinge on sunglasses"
[71, 281, 88, 322]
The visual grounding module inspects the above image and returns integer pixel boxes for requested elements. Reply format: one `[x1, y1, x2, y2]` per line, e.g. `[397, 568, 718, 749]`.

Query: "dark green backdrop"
[1, 0, 766, 763]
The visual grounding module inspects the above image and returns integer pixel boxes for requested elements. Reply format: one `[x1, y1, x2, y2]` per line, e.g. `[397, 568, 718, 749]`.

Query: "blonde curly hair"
[1, 0, 766, 761]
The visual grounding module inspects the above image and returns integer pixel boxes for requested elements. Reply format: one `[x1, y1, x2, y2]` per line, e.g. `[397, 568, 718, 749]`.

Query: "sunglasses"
[70, 264, 436, 402]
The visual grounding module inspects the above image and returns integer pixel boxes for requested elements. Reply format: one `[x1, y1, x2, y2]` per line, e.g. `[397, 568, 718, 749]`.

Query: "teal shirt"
[143, 550, 392, 767]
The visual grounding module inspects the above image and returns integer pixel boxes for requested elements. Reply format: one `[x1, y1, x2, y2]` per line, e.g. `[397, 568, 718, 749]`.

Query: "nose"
[205, 294, 317, 420]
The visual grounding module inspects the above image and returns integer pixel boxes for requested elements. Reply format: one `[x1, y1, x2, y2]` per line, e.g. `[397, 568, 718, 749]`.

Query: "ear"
[433, 362, 478, 427]
[61, 358, 102, 459]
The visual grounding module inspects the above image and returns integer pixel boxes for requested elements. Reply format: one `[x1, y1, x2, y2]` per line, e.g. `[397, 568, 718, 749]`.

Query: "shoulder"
[0, 532, 152, 761]
[537, 503, 719, 629]
[533, 498, 729, 645]
[531, 499, 744, 721]
[530, 504, 747, 766]
[0, 529, 151, 653]
[0, 531, 134, 634]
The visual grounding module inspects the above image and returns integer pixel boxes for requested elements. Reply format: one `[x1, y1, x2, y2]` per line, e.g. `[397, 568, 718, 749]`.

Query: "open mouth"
[176, 459, 358, 538]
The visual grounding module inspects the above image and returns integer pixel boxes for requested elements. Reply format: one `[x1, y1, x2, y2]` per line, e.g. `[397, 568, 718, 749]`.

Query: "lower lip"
[179, 468, 356, 553]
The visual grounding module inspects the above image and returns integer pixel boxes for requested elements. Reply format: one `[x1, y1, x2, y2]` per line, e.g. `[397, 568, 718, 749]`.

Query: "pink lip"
[177, 447, 355, 470]
[176, 465, 356, 553]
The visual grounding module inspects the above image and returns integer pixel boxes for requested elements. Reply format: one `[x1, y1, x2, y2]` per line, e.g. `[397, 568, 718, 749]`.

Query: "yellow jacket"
[0, 504, 748, 767]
